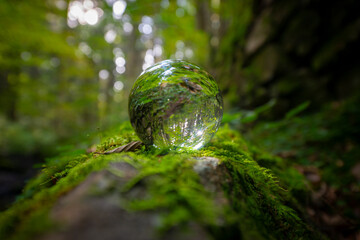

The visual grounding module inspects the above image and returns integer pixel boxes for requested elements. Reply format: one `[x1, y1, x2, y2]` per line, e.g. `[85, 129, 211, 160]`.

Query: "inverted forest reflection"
[128, 60, 223, 150]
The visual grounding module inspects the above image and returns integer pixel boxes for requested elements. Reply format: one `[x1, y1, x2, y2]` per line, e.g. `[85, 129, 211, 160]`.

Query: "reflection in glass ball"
[128, 60, 223, 150]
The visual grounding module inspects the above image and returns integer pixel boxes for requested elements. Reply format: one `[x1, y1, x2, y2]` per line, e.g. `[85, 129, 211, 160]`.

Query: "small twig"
[101, 141, 144, 154]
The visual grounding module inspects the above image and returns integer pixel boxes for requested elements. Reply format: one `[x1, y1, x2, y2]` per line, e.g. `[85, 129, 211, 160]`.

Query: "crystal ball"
[128, 60, 223, 150]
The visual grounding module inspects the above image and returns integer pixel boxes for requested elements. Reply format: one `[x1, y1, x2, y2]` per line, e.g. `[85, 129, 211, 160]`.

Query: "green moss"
[0, 122, 323, 240]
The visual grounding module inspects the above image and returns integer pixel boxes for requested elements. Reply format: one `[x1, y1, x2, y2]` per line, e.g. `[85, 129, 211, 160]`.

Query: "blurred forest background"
[0, 0, 359, 238]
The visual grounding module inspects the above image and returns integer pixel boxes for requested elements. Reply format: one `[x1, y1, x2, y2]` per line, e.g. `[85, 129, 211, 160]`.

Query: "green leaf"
[285, 101, 310, 120]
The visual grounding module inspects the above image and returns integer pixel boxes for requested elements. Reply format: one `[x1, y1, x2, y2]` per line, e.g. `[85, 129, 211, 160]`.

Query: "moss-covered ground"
[0, 122, 324, 240]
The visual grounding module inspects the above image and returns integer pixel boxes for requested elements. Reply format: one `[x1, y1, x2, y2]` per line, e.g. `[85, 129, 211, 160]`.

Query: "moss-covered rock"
[0, 122, 324, 240]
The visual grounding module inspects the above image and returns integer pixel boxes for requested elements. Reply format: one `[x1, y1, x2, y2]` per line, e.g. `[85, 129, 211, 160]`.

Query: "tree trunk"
[0, 72, 17, 121]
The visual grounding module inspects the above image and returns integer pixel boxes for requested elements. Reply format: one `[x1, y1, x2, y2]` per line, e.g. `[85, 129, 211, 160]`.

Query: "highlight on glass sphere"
[128, 59, 223, 151]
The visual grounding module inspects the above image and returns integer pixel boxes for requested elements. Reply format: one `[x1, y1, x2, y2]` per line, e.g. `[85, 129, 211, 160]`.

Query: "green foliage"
[222, 99, 276, 128]
[0, 0, 100, 157]
[285, 101, 311, 120]
[248, 97, 360, 223]
[0, 117, 56, 155]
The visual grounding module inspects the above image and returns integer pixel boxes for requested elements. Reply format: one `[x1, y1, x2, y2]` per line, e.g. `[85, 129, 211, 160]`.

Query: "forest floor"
[243, 96, 360, 239]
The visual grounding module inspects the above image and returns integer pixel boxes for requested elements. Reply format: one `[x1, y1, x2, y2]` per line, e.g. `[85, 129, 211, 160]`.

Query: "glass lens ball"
[128, 60, 223, 150]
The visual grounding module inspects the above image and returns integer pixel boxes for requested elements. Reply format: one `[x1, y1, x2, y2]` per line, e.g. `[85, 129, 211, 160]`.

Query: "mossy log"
[0, 122, 325, 240]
